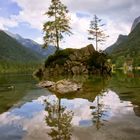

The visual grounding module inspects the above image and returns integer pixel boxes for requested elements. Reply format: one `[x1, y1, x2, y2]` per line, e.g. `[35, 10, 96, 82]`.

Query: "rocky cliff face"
[131, 16, 140, 32]
[105, 16, 140, 55]
[105, 34, 128, 54]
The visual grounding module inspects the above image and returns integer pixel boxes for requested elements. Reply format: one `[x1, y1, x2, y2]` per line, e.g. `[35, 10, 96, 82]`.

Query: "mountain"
[5, 31, 56, 57]
[0, 30, 42, 62]
[131, 16, 140, 31]
[104, 16, 140, 67]
[105, 34, 128, 54]
[106, 22, 140, 66]
[105, 16, 140, 55]
[0, 30, 45, 73]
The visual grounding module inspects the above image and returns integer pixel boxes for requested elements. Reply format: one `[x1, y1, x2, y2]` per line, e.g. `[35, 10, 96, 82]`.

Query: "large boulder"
[80, 44, 95, 56]
[37, 79, 82, 94]
[54, 80, 82, 93]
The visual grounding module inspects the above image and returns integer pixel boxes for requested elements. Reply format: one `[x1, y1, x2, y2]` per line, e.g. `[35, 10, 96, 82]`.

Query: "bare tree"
[88, 15, 108, 51]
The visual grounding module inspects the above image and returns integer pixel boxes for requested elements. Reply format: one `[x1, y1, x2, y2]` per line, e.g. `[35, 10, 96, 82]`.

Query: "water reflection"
[0, 90, 139, 140]
[0, 73, 140, 140]
[46, 75, 110, 130]
[0, 74, 36, 114]
[44, 89, 135, 133]
[108, 70, 140, 117]
[45, 98, 73, 140]
[44, 73, 140, 131]
[91, 95, 105, 130]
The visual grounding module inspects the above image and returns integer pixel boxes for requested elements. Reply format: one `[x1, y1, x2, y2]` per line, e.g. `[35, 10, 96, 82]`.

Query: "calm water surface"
[0, 72, 140, 140]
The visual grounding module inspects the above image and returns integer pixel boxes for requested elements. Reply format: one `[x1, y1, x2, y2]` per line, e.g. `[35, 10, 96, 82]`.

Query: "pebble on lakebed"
[37, 79, 82, 94]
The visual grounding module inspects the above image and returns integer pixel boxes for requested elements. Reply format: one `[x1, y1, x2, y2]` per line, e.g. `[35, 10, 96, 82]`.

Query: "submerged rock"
[38, 79, 82, 94]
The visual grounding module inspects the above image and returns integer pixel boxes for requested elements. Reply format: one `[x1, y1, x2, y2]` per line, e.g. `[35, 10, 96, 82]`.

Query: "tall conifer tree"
[43, 0, 72, 50]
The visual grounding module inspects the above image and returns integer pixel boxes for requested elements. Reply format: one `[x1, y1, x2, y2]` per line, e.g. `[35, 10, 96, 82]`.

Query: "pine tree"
[43, 0, 72, 50]
[88, 15, 108, 51]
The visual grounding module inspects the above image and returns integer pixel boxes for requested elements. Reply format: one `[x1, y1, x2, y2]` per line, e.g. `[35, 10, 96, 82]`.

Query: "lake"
[0, 72, 140, 140]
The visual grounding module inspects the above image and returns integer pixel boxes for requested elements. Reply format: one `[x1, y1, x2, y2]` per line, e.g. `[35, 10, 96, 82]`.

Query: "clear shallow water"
[0, 72, 140, 140]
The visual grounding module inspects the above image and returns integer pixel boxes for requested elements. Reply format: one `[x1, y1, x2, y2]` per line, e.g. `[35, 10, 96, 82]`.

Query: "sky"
[0, 0, 140, 50]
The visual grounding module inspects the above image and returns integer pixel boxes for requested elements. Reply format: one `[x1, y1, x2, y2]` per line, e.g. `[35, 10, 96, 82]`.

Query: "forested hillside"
[0, 30, 43, 73]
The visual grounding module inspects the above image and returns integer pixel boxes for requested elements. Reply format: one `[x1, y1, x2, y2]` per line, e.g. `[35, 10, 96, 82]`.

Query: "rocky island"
[34, 44, 111, 79]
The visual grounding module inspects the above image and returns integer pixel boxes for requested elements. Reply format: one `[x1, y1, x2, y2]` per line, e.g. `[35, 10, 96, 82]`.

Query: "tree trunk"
[56, 30, 59, 50]
[96, 33, 98, 51]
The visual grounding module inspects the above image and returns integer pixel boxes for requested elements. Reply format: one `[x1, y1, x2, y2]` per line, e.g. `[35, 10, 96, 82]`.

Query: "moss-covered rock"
[35, 44, 111, 78]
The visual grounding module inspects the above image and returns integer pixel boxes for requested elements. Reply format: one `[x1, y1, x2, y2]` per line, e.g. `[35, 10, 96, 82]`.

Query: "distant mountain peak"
[105, 34, 127, 54]
[5, 30, 21, 39]
[4, 30, 56, 57]
[131, 16, 140, 31]
[0, 30, 43, 62]
[115, 34, 128, 45]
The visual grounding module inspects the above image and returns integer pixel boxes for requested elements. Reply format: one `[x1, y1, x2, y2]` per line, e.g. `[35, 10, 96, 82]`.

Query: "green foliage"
[0, 30, 42, 63]
[109, 23, 140, 67]
[87, 51, 108, 69]
[45, 49, 74, 67]
[0, 60, 40, 73]
[115, 56, 125, 68]
[43, 0, 72, 50]
[0, 30, 43, 73]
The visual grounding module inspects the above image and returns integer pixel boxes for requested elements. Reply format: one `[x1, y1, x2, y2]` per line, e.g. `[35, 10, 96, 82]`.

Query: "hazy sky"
[0, 0, 140, 50]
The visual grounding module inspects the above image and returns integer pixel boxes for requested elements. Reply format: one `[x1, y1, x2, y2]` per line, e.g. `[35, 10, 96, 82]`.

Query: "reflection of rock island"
[42, 71, 140, 118]
[43, 75, 110, 132]
[39, 75, 110, 101]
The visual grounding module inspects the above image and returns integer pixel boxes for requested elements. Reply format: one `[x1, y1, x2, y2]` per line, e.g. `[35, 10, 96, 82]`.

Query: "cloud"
[63, 0, 140, 19]
[3, 0, 140, 49]
[61, 12, 91, 49]
[12, 0, 50, 30]
[102, 19, 130, 49]
[35, 37, 44, 44]
[0, 16, 18, 30]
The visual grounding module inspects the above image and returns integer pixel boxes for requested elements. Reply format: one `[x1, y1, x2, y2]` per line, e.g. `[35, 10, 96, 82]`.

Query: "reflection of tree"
[45, 98, 73, 140]
[86, 77, 107, 130]
[91, 94, 105, 130]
